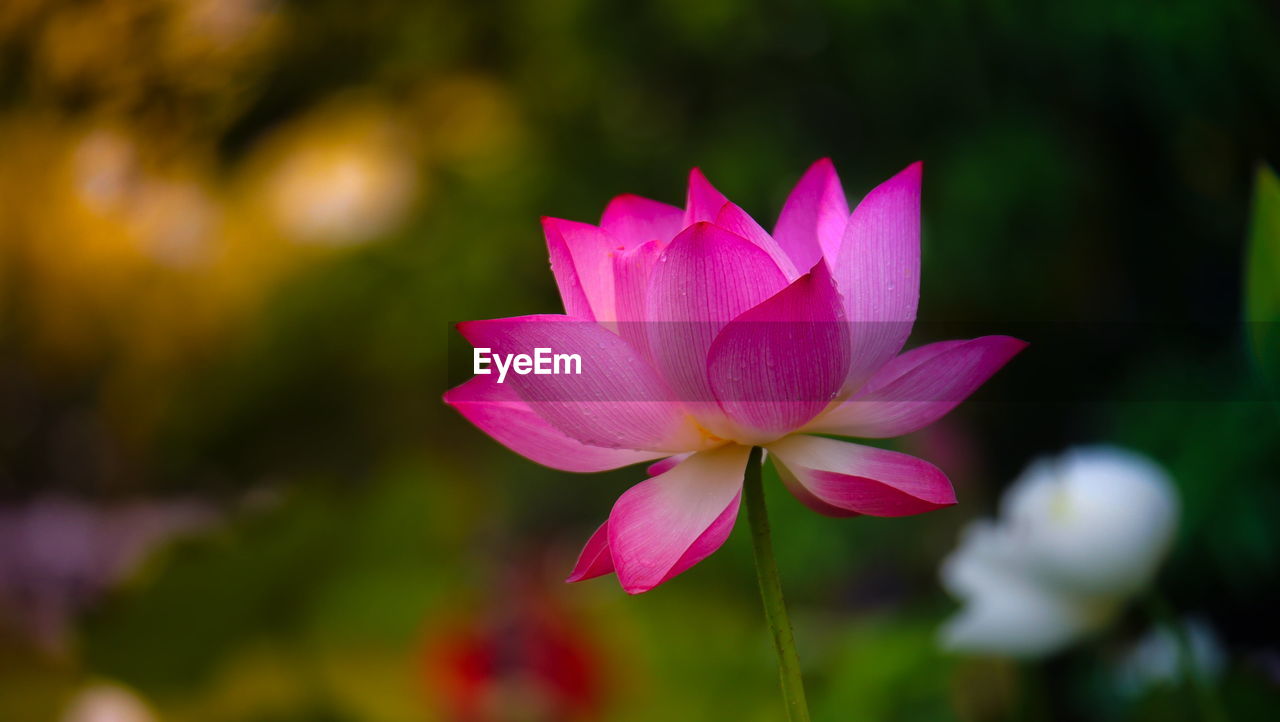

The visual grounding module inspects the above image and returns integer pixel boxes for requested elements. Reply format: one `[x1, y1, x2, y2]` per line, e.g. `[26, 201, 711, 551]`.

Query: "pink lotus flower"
[446, 160, 1025, 594]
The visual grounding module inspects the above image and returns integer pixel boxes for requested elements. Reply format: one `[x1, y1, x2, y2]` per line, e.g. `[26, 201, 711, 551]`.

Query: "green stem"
[1144, 593, 1228, 722]
[743, 446, 811, 722]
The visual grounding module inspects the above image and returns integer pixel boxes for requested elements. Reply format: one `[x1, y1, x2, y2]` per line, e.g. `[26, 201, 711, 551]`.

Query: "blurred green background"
[1, 0, 1279, 720]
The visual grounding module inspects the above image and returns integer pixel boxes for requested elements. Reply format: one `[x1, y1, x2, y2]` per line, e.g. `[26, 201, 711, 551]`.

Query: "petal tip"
[987, 334, 1031, 359]
[877, 161, 923, 192]
[565, 566, 614, 584]
[671, 220, 720, 243]
[454, 320, 479, 343]
[686, 167, 722, 197]
[619, 578, 656, 595]
[890, 161, 923, 189]
[541, 216, 576, 233]
[566, 521, 615, 583]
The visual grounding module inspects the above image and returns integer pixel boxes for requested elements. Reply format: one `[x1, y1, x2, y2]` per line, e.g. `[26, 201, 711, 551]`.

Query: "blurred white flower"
[180, 0, 274, 49]
[72, 129, 221, 268]
[73, 130, 138, 212]
[1116, 616, 1225, 696]
[125, 178, 220, 268]
[265, 120, 417, 247]
[60, 682, 157, 722]
[940, 446, 1179, 658]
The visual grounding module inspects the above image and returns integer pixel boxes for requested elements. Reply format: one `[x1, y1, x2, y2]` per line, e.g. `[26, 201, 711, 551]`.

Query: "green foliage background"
[1, 1, 1279, 720]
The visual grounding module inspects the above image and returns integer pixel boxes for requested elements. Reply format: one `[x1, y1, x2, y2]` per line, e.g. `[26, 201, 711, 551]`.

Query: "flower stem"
[743, 446, 811, 722]
[1144, 592, 1228, 722]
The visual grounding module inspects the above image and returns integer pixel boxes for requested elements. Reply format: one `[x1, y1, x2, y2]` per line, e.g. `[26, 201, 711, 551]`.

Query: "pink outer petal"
[445, 376, 666, 472]
[543, 217, 617, 324]
[707, 262, 850, 442]
[806, 335, 1028, 438]
[600, 194, 685, 248]
[773, 158, 850, 272]
[608, 445, 748, 594]
[645, 223, 789, 433]
[766, 435, 956, 517]
[684, 168, 730, 226]
[713, 202, 800, 280]
[774, 461, 860, 517]
[458, 315, 703, 452]
[834, 162, 923, 392]
[646, 453, 691, 476]
[566, 521, 614, 582]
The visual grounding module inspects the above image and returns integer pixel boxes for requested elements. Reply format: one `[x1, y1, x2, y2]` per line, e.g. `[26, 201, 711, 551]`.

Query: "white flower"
[940, 446, 1179, 658]
[60, 683, 156, 722]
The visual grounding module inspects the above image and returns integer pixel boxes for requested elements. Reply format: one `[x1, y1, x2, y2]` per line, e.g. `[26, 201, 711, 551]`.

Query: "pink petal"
[646, 453, 691, 476]
[645, 223, 789, 433]
[543, 217, 617, 324]
[458, 315, 702, 451]
[807, 335, 1027, 438]
[612, 240, 662, 358]
[707, 262, 850, 442]
[608, 445, 748, 594]
[544, 219, 594, 321]
[773, 158, 850, 272]
[766, 435, 956, 517]
[684, 167, 730, 226]
[445, 376, 666, 472]
[600, 194, 685, 248]
[714, 202, 800, 280]
[566, 521, 614, 582]
[834, 162, 923, 392]
[774, 461, 859, 517]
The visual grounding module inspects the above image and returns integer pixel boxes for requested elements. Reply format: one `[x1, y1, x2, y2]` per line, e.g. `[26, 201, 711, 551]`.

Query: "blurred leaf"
[817, 612, 960, 722]
[79, 460, 473, 713]
[1245, 164, 1280, 396]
